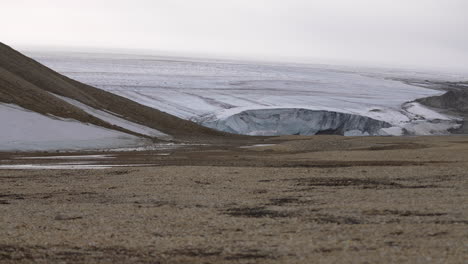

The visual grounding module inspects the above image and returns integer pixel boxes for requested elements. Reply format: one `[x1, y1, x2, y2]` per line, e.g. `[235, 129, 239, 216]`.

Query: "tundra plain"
[1, 135, 467, 263]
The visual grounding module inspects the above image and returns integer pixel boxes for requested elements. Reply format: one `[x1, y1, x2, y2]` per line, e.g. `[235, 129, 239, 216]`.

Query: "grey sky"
[2, 0, 468, 71]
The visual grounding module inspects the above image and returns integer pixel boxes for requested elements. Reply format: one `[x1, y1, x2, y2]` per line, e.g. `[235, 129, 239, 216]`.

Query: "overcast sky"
[2, 0, 468, 71]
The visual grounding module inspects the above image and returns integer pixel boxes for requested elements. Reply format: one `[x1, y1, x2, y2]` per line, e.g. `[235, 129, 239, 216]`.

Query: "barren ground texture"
[0, 135, 467, 263]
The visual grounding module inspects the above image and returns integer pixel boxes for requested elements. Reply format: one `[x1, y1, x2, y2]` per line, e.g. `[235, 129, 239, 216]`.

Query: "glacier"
[29, 51, 463, 136]
[201, 108, 392, 136]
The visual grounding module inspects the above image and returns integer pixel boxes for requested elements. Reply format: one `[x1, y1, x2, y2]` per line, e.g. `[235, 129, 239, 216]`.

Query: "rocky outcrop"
[416, 82, 468, 134]
[417, 89, 468, 115]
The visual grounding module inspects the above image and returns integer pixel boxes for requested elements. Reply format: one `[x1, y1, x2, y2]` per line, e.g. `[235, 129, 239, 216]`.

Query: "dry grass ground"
[0, 135, 467, 263]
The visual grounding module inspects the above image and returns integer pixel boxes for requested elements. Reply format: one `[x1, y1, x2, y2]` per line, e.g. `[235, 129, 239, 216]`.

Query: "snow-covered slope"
[31, 52, 461, 136]
[0, 43, 227, 151]
[53, 94, 172, 140]
[0, 104, 147, 151]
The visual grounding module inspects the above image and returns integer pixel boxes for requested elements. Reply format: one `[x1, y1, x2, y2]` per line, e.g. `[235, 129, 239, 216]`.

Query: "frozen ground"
[30, 52, 462, 136]
[0, 103, 149, 151]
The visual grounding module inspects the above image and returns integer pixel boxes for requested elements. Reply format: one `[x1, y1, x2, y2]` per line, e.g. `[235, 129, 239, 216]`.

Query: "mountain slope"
[416, 82, 468, 133]
[0, 42, 228, 144]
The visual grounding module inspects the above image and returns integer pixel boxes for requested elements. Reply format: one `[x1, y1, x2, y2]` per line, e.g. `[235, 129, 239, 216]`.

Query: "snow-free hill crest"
[0, 42, 228, 151]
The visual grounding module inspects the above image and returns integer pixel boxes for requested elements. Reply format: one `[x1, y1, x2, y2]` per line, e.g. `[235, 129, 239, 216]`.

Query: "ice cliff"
[31, 52, 463, 137]
[201, 108, 392, 136]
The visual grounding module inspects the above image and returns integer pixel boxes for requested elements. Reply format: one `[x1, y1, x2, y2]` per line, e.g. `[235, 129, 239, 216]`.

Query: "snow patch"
[402, 102, 455, 121]
[53, 94, 172, 140]
[16, 155, 115, 160]
[106, 143, 187, 152]
[0, 164, 152, 170]
[0, 103, 148, 151]
[378, 127, 405, 136]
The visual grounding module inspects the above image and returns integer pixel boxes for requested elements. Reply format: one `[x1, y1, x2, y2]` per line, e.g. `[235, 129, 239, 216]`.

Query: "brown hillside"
[0, 43, 230, 139]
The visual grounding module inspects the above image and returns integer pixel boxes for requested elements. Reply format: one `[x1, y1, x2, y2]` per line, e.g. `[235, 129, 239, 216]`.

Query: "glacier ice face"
[29, 51, 462, 136]
[201, 108, 392, 136]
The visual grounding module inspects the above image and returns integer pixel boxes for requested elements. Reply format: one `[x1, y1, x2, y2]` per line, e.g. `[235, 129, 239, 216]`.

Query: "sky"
[2, 0, 468, 71]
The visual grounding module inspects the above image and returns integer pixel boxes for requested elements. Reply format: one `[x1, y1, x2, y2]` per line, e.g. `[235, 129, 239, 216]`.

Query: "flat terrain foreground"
[0, 136, 467, 263]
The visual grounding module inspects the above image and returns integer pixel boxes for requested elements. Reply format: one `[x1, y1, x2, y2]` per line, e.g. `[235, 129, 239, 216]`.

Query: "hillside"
[416, 82, 468, 133]
[0, 43, 227, 138]
[0, 43, 229, 151]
